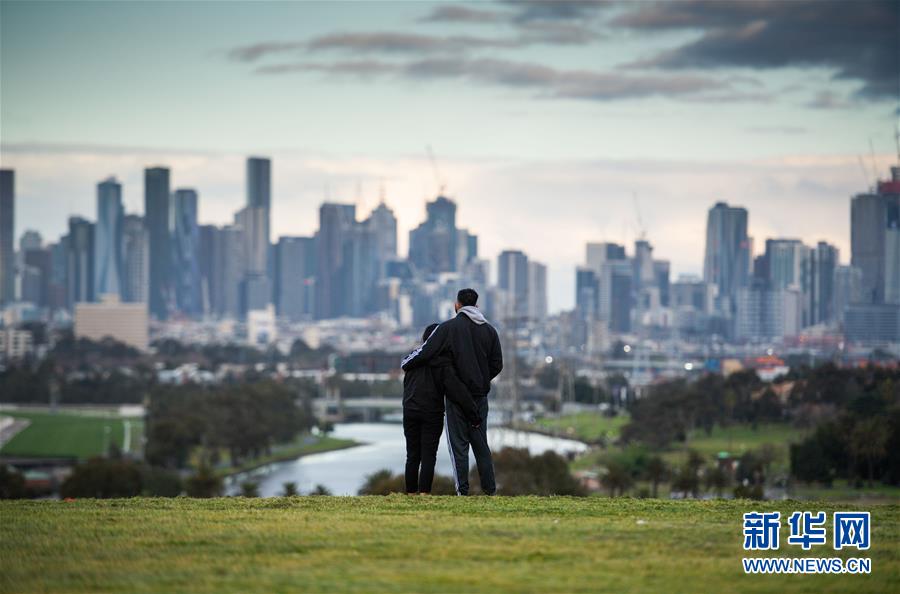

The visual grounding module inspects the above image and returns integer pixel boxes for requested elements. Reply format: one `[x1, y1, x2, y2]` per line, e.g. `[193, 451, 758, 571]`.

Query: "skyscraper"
[67, 216, 95, 304]
[851, 167, 900, 305]
[315, 203, 356, 319]
[121, 215, 148, 304]
[498, 249, 529, 318]
[810, 241, 839, 325]
[275, 236, 316, 321]
[210, 225, 244, 319]
[94, 177, 124, 298]
[703, 202, 750, 310]
[527, 260, 548, 320]
[364, 201, 397, 279]
[0, 169, 14, 306]
[409, 196, 458, 275]
[144, 167, 171, 319]
[246, 156, 271, 273]
[173, 189, 201, 317]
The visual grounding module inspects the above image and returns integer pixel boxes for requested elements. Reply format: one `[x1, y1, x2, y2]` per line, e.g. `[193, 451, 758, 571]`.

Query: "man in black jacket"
[401, 288, 503, 495]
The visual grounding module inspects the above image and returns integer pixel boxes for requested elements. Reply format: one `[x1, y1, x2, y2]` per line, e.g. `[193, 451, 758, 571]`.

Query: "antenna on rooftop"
[632, 192, 647, 241]
[426, 145, 447, 197]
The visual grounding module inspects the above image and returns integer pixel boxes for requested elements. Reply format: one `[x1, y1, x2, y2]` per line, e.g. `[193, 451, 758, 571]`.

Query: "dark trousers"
[403, 408, 444, 493]
[445, 397, 496, 495]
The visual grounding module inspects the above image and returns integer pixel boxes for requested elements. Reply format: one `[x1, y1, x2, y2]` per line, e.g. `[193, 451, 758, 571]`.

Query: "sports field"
[0, 411, 140, 459]
[2, 497, 896, 593]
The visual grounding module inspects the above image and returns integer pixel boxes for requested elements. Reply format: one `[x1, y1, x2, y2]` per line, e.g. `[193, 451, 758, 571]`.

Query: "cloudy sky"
[1, 0, 898, 311]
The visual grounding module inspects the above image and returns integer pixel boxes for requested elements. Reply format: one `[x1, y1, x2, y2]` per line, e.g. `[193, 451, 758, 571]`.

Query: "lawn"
[0, 411, 140, 459]
[1, 497, 897, 593]
[529, 412, 629, 443]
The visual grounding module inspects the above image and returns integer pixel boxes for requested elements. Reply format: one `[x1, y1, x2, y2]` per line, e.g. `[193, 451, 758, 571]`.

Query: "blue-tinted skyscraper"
[145, 167, 171, 319]
[94, 177, 123, 298]
[67, 216, 95, 304]
[409, 196, 458, 275]
[703, 202, 750, 312]
[173, 189, 201, 317]
[0, 169, 14, 306]
[315, 203, 356, 319]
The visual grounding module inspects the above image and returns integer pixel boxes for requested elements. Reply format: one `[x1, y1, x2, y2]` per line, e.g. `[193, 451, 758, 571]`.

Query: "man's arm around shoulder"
[401, 322, 449, 371]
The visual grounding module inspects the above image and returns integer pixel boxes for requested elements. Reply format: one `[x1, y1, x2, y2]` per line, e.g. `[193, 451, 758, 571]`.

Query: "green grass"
[0, 411, 140, 459]
[217, 436, 359, 477]
[2, 497, 897, 593]
[529, 412, 629, 443]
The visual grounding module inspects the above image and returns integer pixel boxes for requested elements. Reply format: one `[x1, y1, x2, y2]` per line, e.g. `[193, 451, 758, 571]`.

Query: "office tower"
[48, 239, 69, 310]
[576, 267, 599, 318]
[315, 203, 356, 319]
[19, 230, 41, 252]
[764, 239, 808, 290]
[94, 177, 124, 298]
[632, 240, 655, 290]
[246, 157, 271, 280]
[527, 260, 548, 320]
[498, 249, 529, 318]
[608, 260, 633, 333]
[275, 236, 316, 321]
[121, 215, 148, 304]
[809, 242, 839, 325]
[67, 217, 95, 304]
[409, 196, 457, 275]
[210, 225, 244, 319]
[75, 294, 148, 351]
[0, 169, 13, 306]
[343, 223, 379, 317]
[585, 242, 626, 275]
[851, 166, 900, 304]
[365, 202, 397, 276]
[172, 189, 201, 317]
[671, 276, 716, 314]
[833, 265, 863, 324]
[198, 225, 216, 316]
[456, 229, 478, 270]
[703, 202, 750, 308]
[654, 260, 671, 307]
[735, 287, 802, 341]
[144, 167, 171, 320]
[21, 248, 51, 307]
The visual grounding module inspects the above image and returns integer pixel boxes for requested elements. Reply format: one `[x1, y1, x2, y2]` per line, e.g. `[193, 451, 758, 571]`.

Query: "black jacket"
[401, 309, 503, 398]
[402, 364, 443, 414]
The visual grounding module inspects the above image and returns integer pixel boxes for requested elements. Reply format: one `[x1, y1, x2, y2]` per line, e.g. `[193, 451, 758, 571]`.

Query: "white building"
[0, 328, 33, 359]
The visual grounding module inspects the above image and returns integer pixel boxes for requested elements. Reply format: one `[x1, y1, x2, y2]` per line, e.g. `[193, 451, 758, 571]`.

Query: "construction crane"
[632, 192, 647, 241]
[426, 145, 447, 197]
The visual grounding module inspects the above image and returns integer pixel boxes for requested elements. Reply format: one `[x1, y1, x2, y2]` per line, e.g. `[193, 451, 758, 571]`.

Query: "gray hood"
[458, 305, 487, 325]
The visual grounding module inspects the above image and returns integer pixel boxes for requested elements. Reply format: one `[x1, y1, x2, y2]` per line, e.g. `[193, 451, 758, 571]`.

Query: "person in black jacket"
[402, 324, 482, 494]
[401, 288, 503, 495]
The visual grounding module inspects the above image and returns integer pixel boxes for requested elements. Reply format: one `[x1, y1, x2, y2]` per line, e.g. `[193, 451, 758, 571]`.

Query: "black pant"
[445, 397, 496, 495]
[403, 408, 444, 493]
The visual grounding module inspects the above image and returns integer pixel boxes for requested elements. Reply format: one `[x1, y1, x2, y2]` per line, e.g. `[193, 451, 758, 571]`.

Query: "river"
[227, 422, 589, 496]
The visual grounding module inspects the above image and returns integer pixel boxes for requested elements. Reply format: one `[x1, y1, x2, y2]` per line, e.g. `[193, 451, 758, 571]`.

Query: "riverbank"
[217, 435, 360, 478]
[3, 497, 897, 593]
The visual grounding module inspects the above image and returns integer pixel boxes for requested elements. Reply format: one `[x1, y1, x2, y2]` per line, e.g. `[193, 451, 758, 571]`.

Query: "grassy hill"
[2, 497, 897, 593]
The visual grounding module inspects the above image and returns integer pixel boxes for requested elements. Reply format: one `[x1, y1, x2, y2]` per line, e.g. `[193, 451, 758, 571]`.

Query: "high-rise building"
[833, 265, 863, 323]
[48, 239, 69, 310]
[173, 189, 201, 317]
[94, 177, 124, 298]
[654, 260, 671, 307]
[315, 203, 356, 319]
[703, 202, 750, 310]
[365, 202, 397, 278]
[275, 236, 316, 321]
[409, 196, 457, 275]
[608, 261, 633, 333]
[121, 215, 148, 304]
[498, 249, 529, 318]
[67, 217, 95, 304]
[144, 167, 171, 320]
[21, 248, 51, 307]
[456, 229, 478, 270]
[735, 287, 802, 341]
[246, 157, 271, 276]
[810, 241, 839, 325]
[0, 169, 14, 306]
[210, 225, 244, 318]
[851, 167, 900, 305]
[527, 260, 548, 320]
[585, 242, 626, 275]
[198, 224, 216, 316]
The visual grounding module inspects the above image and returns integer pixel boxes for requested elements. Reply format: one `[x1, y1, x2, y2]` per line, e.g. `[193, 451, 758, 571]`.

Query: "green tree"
[185, 464, 223, 498]
[602, 460, 634, 497]
[240, 481, 260, 497]
[849, 417, 889, 486]
[60, 458, 142, 499]
[0, 465, 27, 499]
[643, 456, 668, 498]
[281, 482, 299, 497]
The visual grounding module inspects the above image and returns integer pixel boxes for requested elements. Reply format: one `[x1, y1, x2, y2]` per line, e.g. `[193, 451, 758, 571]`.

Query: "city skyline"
[1, 0, 899, 312]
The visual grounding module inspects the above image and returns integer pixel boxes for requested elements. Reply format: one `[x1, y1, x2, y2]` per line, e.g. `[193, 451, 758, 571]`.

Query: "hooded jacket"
[401, 306, 503, 398]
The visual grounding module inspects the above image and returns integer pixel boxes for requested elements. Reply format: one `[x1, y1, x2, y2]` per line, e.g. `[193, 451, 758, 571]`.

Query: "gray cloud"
[615, 0, 899, 100]
[805, 90, 853, 110]
[746, 126, 807, 135]
[256, 56, 732, 102]
[501, 0, 614, 23]
[419, 5, 506, 23]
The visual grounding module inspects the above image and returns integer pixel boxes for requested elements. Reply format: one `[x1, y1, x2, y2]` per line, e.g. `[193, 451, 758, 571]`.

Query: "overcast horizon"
[1, 0, 898, 312]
